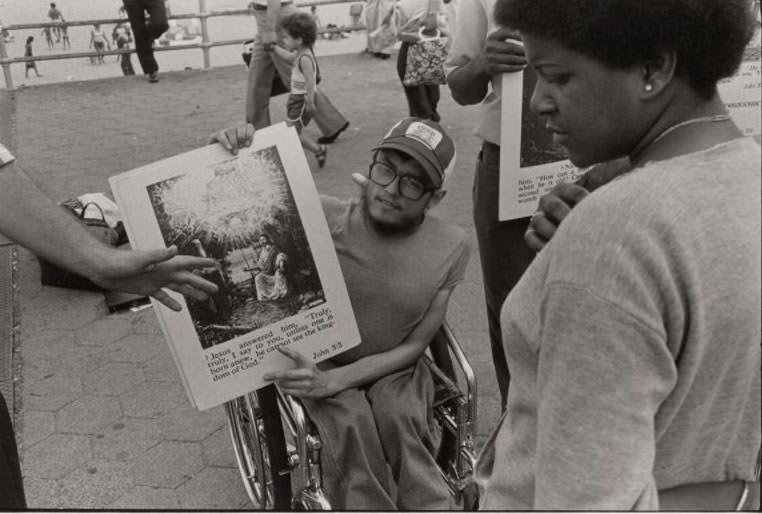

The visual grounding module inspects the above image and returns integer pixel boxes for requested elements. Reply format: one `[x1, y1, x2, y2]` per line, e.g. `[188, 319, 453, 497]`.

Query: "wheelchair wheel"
[226, 385, 293, 509]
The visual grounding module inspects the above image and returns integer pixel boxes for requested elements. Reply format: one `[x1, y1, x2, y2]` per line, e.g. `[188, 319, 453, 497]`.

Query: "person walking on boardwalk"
[116, 33, 136, 75]
[122, 0, 169, 83]
[245, 0, 350, 145]
[270, 12, 328, 168]
[24, 37, 42, 78]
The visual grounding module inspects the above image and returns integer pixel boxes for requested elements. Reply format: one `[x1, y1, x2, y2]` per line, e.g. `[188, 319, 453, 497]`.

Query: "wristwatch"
[0, 143, 15, 168]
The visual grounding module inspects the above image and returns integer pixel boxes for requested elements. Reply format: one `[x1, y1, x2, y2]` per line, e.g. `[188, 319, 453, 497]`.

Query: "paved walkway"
[4, 52, 501, 509]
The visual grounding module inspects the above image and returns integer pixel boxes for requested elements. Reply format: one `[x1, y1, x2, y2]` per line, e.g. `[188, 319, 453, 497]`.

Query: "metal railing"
[0, 0, 366, 90]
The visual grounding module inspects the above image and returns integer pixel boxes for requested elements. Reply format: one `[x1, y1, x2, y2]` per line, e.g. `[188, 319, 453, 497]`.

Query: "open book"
[109, 123, 360, 410]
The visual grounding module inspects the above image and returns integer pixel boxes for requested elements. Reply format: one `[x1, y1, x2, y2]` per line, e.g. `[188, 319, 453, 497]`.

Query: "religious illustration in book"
[110, 124, 360, 410]
[146, 146, 326, 350]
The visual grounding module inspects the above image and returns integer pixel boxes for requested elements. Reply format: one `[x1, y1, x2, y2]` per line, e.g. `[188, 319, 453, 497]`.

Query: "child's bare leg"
[299, 132, 321, 154]
[297, 129, 327, 169]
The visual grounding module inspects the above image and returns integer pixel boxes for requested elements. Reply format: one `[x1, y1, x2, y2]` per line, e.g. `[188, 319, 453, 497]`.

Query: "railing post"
[0, 29, 13, 90]
[199, 0, 211, 69]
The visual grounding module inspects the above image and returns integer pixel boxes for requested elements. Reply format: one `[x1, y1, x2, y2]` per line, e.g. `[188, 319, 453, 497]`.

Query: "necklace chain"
[633, 113, 731, 163]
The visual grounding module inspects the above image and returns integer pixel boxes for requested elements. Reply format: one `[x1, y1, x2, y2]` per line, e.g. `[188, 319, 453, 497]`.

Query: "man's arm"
[447, 27, 526, 105]
[0, 158, 218, 311]
[270, 44, 295, 63]
[265, 287, 454, 399]
[445, 1, 525, 105]
[262, 0, 281, 46]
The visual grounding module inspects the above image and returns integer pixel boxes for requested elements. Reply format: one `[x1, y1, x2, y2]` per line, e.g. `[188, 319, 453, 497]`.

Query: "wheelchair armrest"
[429, 321, 477, 429]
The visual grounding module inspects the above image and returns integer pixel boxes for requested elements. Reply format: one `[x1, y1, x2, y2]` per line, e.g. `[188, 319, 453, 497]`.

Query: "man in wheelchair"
[212, 118, 470, 510]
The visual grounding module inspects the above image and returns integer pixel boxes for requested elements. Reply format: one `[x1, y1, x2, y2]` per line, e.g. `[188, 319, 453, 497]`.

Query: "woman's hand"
[525, 182, 589, 252]
[208, 123, 255, 155]
[263, 346, 338, 399]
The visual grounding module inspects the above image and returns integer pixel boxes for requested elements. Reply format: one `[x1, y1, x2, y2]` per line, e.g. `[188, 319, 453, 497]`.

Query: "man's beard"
[360, 194, 424, 235]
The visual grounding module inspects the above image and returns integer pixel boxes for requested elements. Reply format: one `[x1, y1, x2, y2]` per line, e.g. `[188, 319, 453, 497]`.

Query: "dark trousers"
[121, 56, 136, 75]
[122, 0, 168, 74]
[473, 142, 535, 409]
[0, 392, 25, 509]
[396, 42, 441, 122]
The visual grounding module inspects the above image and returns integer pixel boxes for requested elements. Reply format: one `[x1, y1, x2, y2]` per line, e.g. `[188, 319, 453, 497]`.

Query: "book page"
[110, 123, 360, 410]
[499, 68, 582, 221]
[718, 26, 761, 138]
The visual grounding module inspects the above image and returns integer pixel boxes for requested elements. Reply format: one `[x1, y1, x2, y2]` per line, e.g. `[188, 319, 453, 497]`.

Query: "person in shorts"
[270, 12, 328, 169]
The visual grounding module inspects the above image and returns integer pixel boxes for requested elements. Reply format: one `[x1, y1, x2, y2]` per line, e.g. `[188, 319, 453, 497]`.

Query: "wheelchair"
[224, 321, 478, 510]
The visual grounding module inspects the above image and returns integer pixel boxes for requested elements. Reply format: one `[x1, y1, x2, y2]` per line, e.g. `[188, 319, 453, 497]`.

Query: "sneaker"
[148, 72, 159, 83]
[316, 145, 328, 169]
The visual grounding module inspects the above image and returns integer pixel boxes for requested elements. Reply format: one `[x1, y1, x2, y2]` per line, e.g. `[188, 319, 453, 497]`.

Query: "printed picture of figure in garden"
[146, 146, 326, 349]
[520, 68, 569, 168]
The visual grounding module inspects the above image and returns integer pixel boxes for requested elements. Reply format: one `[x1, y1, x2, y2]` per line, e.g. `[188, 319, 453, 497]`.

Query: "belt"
[251, 2, 293, 11]
[659, 480, 760, 511]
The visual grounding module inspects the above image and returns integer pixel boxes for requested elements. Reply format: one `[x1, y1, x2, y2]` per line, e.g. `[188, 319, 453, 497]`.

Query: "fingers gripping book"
[110, 123, 360, 410]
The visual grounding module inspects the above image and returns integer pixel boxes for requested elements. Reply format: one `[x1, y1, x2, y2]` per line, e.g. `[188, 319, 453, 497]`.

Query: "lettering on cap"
[404, 121, 442, 151]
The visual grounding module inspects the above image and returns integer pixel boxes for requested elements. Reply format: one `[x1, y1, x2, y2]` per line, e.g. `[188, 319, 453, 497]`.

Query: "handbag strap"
[79, 202, 107, 223]
[421, 0, 442, 37]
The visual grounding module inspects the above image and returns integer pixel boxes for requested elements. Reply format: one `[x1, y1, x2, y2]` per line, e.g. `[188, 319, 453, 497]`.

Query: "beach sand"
[0, 0, 367, 87]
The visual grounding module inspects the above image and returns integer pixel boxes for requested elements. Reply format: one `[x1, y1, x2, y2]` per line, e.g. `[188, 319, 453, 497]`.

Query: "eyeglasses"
[368, 160, 433, 201]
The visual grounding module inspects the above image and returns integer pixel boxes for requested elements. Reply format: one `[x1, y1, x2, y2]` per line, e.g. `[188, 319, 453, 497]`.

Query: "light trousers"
[302, 359, 451, 510]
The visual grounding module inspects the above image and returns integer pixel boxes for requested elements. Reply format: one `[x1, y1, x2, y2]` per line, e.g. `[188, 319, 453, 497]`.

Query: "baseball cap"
[373, 117, 456, 189]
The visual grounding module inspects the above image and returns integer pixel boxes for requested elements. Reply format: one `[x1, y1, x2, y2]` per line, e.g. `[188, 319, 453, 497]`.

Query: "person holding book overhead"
[0, 142, 219, 509]
[210, 117, 470, 509]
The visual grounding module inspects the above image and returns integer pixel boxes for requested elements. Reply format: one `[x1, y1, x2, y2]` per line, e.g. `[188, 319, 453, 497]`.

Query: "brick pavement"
[5, 52, 501, 509]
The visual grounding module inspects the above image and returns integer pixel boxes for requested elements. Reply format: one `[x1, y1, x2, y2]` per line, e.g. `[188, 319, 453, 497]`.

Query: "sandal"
[316, 145, 328, 169]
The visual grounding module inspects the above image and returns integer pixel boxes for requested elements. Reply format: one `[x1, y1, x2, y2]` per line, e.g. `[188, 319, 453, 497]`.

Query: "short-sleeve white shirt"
[444, 0, 504, 145]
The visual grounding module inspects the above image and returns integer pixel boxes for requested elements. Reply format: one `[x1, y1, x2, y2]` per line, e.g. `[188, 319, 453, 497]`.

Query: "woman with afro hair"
[475, 0, 760, 510]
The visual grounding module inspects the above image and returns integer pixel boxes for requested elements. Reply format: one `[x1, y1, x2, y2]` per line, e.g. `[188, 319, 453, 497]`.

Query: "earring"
[644, 84, 654, 92]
